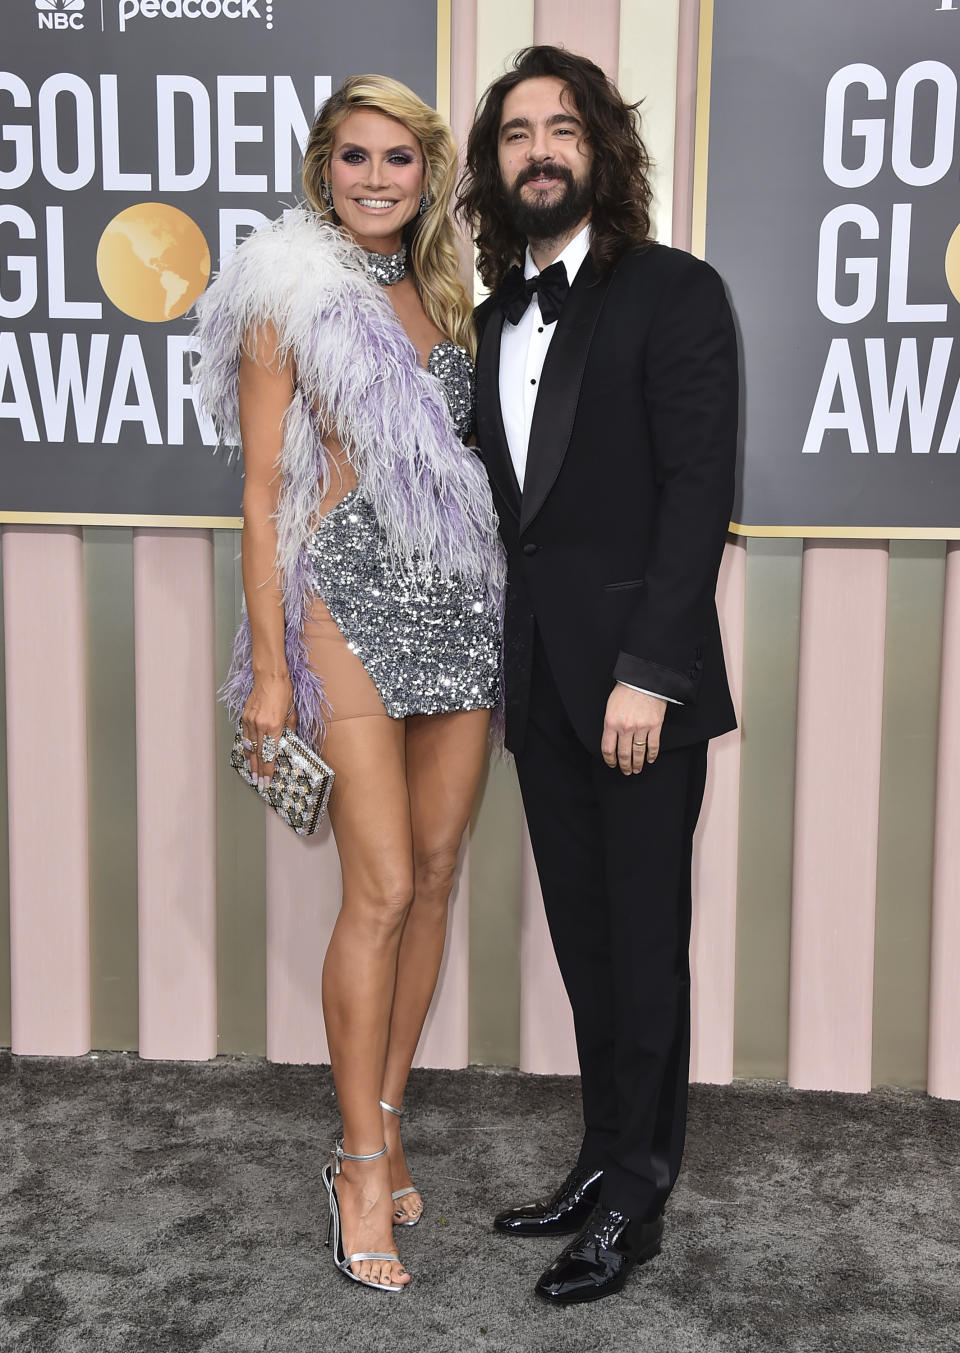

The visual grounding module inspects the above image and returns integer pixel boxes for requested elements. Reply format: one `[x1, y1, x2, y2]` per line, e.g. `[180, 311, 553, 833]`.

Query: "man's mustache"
[513, 162, 575, 191]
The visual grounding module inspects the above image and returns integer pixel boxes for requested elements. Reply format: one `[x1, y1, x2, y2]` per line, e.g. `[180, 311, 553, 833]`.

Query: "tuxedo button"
[523, 543, 540, 556]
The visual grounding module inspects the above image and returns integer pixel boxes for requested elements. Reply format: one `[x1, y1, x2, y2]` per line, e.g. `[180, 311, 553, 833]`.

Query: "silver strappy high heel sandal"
[380, 1100, 423, 1228]
[322, 1141, 407, 1292]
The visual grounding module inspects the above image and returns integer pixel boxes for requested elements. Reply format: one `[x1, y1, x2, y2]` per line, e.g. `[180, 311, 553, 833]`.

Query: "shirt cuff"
[617, 680, 682, 706]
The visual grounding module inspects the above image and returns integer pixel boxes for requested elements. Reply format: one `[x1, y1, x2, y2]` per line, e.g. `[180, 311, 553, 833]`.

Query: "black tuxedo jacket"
[474, 243, 739, 757]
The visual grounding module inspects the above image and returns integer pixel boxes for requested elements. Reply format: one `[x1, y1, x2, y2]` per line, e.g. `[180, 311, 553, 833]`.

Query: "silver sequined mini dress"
[305, 341, 501, 720]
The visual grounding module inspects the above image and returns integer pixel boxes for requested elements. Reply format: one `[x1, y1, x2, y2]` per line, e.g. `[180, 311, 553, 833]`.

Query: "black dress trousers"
[515, 634, 708, 1223]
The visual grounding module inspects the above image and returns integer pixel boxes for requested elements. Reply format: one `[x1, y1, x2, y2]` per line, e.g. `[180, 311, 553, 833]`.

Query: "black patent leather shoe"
[492, 1165, 603, 1237]
[534, 1206, 664, 1305]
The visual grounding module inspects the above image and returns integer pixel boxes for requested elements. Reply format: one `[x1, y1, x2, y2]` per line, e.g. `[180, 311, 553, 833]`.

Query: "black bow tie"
[502, 260, 570, 327]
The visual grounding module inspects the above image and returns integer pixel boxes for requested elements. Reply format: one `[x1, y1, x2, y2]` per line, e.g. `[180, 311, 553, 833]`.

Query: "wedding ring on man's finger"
[260, 734, 278, 763]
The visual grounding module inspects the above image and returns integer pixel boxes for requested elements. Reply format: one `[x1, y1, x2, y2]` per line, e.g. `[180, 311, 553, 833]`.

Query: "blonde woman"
[195, 76, 503, 1293]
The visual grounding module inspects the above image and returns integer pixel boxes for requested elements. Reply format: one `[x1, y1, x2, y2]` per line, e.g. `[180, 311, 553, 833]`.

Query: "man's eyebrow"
[499, 113, 583, 136]
[500, 117, 532, 135]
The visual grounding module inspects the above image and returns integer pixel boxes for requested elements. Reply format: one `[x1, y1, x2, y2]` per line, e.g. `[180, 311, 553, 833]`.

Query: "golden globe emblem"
[97, 203, 211, 323]
[946, 222, 960, 307]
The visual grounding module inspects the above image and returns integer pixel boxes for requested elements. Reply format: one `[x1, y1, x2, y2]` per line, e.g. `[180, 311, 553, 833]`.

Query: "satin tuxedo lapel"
[521, 252, 611, 533]
[475, 305, 521, 519]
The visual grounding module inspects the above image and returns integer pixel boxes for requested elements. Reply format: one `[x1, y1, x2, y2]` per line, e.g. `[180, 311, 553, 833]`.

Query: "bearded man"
[458, 45, 739, 1304]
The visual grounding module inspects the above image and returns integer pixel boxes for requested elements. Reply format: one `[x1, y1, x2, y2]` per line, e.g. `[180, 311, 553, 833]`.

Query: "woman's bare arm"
[237, 321, 296, 785]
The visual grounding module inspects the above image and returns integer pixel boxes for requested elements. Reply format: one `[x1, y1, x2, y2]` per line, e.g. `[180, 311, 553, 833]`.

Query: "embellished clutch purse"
[230, 723, 334, 837]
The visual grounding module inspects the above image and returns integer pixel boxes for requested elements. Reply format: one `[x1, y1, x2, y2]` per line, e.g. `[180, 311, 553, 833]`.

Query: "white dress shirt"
[499, 226, 591, 488]
[497, 226, 678, 706]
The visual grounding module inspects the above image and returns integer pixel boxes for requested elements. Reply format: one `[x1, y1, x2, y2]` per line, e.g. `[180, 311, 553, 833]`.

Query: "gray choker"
[361, 245, 407, 287]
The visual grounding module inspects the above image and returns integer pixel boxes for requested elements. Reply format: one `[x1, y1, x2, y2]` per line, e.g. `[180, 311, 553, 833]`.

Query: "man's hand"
[601, 684, 667, 776]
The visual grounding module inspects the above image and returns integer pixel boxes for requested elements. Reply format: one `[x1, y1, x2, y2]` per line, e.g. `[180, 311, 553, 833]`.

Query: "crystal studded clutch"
[230, 723, 334, 836]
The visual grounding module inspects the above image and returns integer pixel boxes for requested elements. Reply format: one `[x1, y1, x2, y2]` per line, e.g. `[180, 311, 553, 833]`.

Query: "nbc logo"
[36, 0, 85, 29]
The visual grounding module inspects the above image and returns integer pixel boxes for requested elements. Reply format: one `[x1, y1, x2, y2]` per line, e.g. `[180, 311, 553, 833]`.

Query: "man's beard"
[505, 163, 593, 243]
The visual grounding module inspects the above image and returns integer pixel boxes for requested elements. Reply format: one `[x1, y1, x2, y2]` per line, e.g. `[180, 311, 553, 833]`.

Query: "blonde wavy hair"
[303, 74, 474, 355]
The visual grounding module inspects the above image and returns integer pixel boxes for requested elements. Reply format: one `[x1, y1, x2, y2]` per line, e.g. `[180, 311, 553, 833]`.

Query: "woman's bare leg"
[321, 710, 413, 1288]
[379, 709, 491, 1220]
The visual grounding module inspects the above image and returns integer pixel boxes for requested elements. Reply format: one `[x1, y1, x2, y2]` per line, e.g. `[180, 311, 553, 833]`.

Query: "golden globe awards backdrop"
[0, 0, 442, 523]
[698, 0, 960, 536]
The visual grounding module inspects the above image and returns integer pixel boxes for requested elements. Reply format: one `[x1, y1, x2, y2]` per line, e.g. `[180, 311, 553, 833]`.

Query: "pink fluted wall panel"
[672, 0, 700, 251]
[451, 0, 478, 290]
[519, 823, 578, 1075]
[3, 528, 90, 1055]
[690, 538, 745, 1083]
[415, 843, 470, 1068]
[789, 544, 888, 1092]
[134, 531, 217, 1060]
[265, 821, 469, 1068]
[451, 0, 478, 133]
[418, 0, 475, 1064]
[533, 0, 620, 74]
[929, 543, 960, 1099]
[265, 818, 340, 1064]
[264, 4, 474, 1070]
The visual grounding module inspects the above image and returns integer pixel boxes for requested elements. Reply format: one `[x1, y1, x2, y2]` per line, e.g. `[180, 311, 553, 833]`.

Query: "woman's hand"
[241, 674, 296, 788]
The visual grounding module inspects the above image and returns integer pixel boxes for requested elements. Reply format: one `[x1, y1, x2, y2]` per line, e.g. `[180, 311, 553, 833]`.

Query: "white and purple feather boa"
[193, 207, 504, 750]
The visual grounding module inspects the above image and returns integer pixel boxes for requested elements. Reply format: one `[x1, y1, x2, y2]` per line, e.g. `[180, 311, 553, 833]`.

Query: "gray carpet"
[0, 1053, 958, 1353]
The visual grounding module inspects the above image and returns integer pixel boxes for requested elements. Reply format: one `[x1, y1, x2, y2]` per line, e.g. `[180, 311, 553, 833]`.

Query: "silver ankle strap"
[334, 1139, 388, 1175]
[379, 1100, 403, 1117]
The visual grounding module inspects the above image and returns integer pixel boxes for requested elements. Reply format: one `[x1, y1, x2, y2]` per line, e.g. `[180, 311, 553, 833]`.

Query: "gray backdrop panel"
[1, 0, 438, 519]
[705, 0, 959, 533]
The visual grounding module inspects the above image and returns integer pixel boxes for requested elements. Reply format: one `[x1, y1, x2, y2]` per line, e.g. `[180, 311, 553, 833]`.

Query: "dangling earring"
[418, 193, 429, 216]
[320, 180, 333, 209]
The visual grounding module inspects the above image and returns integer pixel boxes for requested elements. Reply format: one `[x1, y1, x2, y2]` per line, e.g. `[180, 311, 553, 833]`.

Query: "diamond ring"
[260, 734, 279, 763]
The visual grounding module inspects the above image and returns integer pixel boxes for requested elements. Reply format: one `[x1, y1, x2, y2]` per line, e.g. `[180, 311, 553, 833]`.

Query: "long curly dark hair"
[456, 46, 653, 293]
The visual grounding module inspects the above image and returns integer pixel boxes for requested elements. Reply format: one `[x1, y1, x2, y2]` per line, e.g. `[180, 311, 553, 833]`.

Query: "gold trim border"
[729, 522, 960, 541]
[4, 511, 955, 540]
[0, 512, 243, 528]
